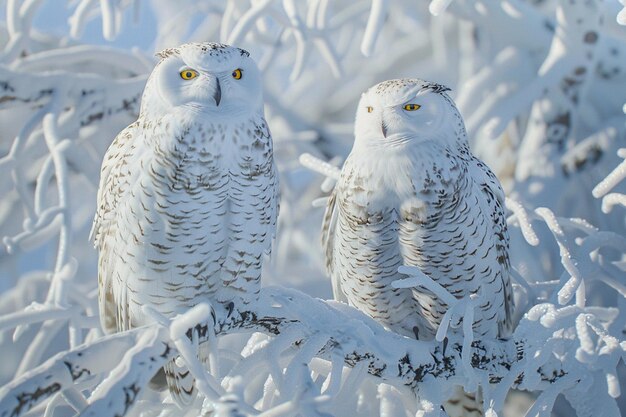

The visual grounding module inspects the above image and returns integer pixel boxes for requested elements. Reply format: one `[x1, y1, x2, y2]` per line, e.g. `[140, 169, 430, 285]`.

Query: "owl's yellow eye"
[403, 104, 421, 111]
[180, 69, 198, 80]
[232, 68, 243, 79]
[366, 106, 374, 113]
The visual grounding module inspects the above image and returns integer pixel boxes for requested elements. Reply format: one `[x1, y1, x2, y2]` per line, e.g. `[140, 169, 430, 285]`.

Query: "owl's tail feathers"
[164, 360, 196, 408]
[443, 386, 483, 417]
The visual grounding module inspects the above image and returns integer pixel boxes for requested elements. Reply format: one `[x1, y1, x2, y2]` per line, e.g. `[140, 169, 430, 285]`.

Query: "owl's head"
[140, 42, 263, 119]
[354, 79, 467, 150]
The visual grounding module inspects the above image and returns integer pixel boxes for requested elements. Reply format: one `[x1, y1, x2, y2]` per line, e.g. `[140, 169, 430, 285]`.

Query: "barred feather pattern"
[93, 110, 278, 405]
[322, 79, 513, 416]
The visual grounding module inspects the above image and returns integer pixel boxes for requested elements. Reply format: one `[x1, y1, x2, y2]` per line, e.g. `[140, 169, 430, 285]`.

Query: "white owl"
[91, 43, 279, 406]
[322, 79, 514, 416]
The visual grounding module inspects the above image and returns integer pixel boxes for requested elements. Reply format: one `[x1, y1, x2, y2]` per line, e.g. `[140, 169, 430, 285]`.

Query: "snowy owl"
[91, 42, 279, 406]
[322, 79, 514, 416]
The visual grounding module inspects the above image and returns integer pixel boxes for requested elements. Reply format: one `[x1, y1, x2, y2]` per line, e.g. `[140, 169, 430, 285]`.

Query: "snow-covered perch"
[0, 287, 622, 417]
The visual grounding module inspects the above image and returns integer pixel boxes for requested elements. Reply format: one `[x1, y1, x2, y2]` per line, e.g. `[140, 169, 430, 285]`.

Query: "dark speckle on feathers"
[156, 42, 250, 60]
[372, 78, 451, 96]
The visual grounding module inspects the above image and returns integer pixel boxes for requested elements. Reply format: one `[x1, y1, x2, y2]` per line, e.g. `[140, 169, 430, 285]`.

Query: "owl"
[322, 79, 514, 416]
[91, 42, 279, 406]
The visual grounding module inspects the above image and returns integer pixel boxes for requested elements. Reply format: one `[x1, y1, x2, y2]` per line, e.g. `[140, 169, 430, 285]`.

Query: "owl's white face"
[140, 43, 263, 120]
[354, 79, 464, 150]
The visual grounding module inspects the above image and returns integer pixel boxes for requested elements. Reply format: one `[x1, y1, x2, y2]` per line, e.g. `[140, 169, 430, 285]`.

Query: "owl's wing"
[468, 157, 515, 337]
[91, 122, 140, 333]
[90, 123, 139, 248]
[321, 189, 348, 303]
[267, 160, 280, 257]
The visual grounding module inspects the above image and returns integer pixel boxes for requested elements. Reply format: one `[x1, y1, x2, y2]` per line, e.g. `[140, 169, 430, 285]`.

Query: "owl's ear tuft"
[155, 48, 180, 60]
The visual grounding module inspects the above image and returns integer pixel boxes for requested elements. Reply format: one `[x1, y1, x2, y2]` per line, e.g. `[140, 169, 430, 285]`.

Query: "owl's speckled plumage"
[92, 42, 278, 406]
[323, 79, 513, 416]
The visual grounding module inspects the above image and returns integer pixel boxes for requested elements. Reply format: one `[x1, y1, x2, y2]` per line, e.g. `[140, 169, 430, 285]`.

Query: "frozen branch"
[593, 149, 626, 199]
[1, 287, 622, 417]
[299, 153, 341, 181]
[361, 0, 388, 57]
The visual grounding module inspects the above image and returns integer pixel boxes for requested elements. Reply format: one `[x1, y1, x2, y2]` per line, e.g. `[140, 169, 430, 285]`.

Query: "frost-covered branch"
[593, 148, 626, 213]
[4, 286, 622, 417]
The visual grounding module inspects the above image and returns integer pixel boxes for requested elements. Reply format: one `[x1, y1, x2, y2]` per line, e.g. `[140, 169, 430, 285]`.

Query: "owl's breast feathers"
[324, 143, 513, 339]
[93, 113, 278, 332]
[144, 114, 275, 185]
[337, 145, 465, 226]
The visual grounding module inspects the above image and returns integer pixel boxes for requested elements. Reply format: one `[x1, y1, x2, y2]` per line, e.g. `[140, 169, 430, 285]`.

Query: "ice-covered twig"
[226, 0, 274, 46]
[361, 0, 388, 57]
[619, 1, 626, 25]
[299, 153, 341, 181]
[505, 197, 539, 246]
[393, 265, 465, 343]
[598, 193, 626, 214]
[394, 266, 456, 306]
[560, 124, 621, 177]
[169, 303, 225, 402]
[592, 148, 626, 212]
[429, 0, 453, 17]
[69, 0, 131, 41]
[535, 207, 585, 307]
[459, 47, 534, 138]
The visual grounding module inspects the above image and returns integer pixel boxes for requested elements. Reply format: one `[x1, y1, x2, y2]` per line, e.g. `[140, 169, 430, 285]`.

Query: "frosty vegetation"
[0, 1, 625, 416]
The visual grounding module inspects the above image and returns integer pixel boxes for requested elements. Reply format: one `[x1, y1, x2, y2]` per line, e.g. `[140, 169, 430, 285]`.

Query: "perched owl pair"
[93, 42, 513, 414]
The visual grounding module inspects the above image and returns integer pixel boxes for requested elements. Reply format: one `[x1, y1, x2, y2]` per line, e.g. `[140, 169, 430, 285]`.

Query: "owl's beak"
[213, 78, 222, 106]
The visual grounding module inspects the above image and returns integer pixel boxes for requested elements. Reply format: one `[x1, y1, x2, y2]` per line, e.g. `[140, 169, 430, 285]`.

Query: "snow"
[1, 1, 626, 417]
